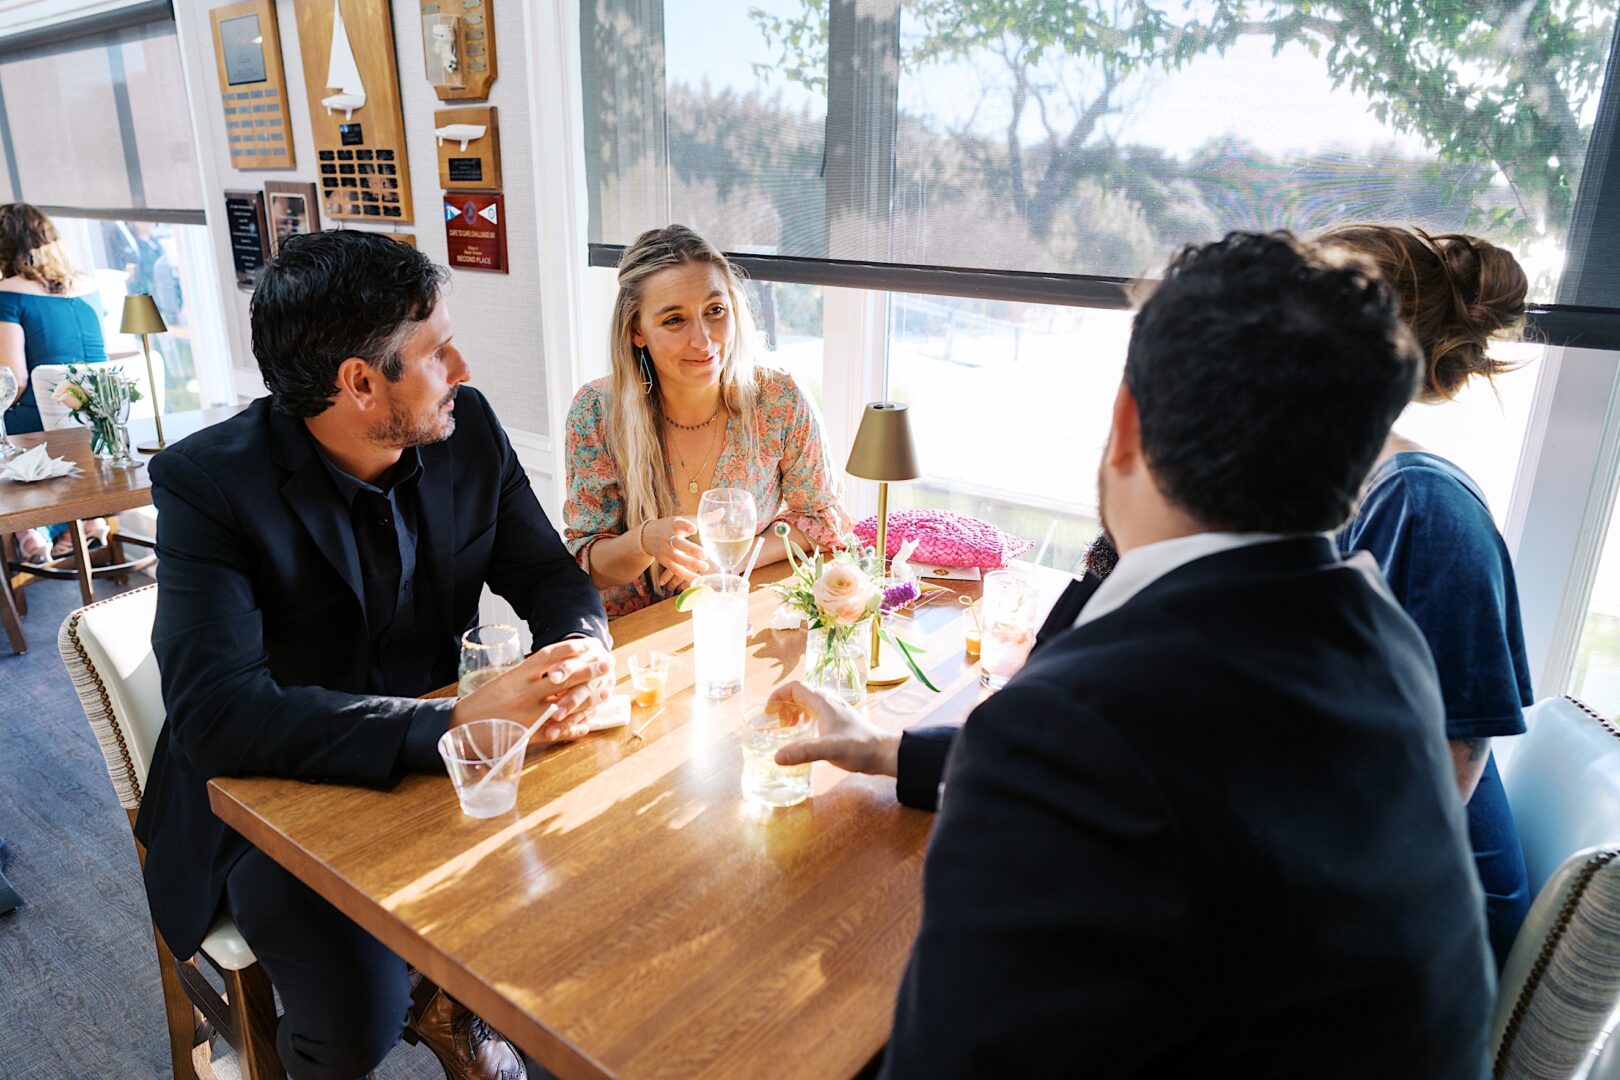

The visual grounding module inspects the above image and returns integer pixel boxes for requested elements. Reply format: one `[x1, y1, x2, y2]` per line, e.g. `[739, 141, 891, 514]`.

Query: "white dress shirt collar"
[1075, 531, 1307, 629]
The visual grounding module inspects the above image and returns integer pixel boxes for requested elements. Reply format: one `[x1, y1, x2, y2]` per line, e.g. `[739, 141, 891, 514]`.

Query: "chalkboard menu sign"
[224, 190, 271, 290]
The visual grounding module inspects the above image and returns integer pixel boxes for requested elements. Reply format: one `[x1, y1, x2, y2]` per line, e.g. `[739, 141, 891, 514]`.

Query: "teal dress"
[0, 288, 108, 434]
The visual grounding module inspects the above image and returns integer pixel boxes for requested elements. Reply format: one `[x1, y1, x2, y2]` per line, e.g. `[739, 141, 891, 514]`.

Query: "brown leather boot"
[402, 972, 527, 1080]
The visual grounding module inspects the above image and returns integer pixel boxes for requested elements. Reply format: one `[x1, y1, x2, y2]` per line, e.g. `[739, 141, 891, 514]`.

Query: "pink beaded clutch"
[853, 509, 1034, 569]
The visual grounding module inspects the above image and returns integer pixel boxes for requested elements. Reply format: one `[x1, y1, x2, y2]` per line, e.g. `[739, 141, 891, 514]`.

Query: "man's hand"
[768, 681, 901, 777]
[452, 637, 615, 744]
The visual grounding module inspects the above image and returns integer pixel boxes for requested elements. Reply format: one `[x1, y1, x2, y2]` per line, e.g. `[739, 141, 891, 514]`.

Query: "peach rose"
[52, 381, 88, 410]
[811, 561, 877, 627]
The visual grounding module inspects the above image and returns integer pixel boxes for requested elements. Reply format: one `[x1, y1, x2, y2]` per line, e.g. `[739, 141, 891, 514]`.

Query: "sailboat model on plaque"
[320, 0, 366, 119]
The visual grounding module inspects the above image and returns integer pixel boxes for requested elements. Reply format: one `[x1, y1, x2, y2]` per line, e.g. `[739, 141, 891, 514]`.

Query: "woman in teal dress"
[0, 203, 110, 560]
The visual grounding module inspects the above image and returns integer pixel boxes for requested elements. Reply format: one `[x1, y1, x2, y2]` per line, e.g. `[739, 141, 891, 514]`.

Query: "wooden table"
[0, 407, 242, 651]
[209, 564, 1072, 1080]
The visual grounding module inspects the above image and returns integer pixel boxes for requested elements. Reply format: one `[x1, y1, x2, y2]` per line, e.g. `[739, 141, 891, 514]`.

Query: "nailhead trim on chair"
[1493, 695, 1620, 1078]
[1563, 695, 1620, 741]
[1494, 848, 1620, 1077]
[58, 584, 157, 810]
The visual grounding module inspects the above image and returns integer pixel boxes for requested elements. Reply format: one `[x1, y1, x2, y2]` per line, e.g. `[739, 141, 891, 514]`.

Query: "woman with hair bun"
[0, 203, 111, 561]
[1326, 224, 1532, 969]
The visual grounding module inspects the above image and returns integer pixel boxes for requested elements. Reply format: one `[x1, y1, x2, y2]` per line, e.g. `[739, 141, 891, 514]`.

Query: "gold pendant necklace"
[672, 419, 723, 495]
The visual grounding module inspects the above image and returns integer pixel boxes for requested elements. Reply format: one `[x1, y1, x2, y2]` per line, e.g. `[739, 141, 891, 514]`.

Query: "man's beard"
[1090, 454, 1118, 581]
[372, 388, 457, 448]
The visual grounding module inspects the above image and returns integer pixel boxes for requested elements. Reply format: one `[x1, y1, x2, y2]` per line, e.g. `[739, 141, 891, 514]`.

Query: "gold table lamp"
[120, 294, 167, 453]
[846, 401, 921, 687]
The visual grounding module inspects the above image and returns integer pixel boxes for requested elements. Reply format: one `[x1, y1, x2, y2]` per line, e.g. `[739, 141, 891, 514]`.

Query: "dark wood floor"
[0, 575, 466, 1079]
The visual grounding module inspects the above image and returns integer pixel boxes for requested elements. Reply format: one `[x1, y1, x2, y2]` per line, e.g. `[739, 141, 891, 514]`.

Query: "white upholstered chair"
[59, 585, 284, 1079]
[1492, 695, 1620, 1078]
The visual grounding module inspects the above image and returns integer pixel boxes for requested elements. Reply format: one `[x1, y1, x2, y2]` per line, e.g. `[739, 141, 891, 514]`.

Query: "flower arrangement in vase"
[52, 364, 142, 466]
[767, 523, 938, 704]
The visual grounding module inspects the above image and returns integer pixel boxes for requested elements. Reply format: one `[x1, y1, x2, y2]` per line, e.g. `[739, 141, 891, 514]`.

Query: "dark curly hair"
[250, 230, 449, 417]
[1126, 231, 1423, 534]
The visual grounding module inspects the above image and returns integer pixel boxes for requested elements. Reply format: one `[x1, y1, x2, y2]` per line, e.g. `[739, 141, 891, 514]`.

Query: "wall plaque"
[211, 0, 296, 169]
[225, 190, 271, 290]
[419, 0, 497, 101]
[293, 0, 413, 222]
[435, 105, 500, 191]
[265, 180, 321, 255]
[443, 193, 506, 272]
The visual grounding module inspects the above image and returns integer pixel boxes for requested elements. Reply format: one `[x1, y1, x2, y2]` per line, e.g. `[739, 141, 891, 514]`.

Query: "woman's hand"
[641, 515, 710, 588]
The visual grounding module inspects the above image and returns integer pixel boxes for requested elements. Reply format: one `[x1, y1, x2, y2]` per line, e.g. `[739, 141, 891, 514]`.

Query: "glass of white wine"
[458, 624, 521, 698]
[697, 487, 758, 576]
[0, 366, 22, 458]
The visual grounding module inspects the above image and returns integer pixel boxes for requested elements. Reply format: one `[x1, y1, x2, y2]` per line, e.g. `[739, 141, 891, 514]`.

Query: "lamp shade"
[845, 401, 920, 482]
[119, 293, 166, 335]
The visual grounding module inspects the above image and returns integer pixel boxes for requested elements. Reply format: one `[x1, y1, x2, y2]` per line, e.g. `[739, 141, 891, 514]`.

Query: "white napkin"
[0, 444, 81, 482]
[585, 694, 632, 731]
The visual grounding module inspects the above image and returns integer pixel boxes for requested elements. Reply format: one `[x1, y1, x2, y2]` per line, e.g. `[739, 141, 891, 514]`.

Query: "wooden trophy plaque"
[420, 0, 497, 100]
[435, 106, 500, 191]
[211, 0, 296, 169]
[292, 0, 414, 223]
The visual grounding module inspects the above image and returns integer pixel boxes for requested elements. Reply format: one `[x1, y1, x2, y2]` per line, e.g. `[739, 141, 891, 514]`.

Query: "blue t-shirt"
[0, 287, 108, 434]
[1338, 450, 1532, 968]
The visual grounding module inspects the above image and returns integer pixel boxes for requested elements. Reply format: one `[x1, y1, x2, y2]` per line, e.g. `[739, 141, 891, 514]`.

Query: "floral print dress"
[564, 366, 852, 618]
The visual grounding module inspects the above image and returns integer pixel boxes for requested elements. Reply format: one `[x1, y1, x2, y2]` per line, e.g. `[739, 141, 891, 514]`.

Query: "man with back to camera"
[771, 232, 1493, 1076]
[136, 230, 612, 1080]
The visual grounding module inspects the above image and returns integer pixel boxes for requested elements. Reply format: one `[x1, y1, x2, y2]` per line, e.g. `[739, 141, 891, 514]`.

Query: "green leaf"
[879, 628, 940, 692]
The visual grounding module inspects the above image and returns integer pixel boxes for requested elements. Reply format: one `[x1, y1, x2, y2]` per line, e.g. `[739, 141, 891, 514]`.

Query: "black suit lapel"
[1032, 574, 1101, 655]
[415, 437, 456, 623]
[270, 411, 367, 625]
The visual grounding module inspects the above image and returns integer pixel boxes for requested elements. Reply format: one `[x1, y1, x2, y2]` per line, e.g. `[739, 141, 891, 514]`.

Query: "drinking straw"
[463, 703, 559, 803]
[739, 535, 766, 583]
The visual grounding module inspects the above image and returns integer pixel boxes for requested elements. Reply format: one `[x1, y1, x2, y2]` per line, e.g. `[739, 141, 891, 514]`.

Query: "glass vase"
[806, 620, 870, 706]
[89, 416, 120, 459]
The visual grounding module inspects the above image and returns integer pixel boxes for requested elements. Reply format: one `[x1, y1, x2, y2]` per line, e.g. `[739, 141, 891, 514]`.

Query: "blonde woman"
[564, 225, 851, 617]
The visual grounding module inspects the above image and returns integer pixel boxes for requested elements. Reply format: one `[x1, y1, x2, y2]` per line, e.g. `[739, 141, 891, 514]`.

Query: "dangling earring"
[637, 346, 653, 395]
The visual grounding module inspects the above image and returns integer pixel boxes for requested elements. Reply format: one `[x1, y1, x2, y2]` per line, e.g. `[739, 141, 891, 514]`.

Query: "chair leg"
[0, 538, 24, 656]
[223, 964, 285, 1080]
[66, 520, 93, 605]
[151, 924, 202, 1080]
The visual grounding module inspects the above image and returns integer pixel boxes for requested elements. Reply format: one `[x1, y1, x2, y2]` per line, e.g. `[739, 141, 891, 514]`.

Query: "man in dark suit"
[772, 232, 1493, 1077]
[136, 231, 611, 1080]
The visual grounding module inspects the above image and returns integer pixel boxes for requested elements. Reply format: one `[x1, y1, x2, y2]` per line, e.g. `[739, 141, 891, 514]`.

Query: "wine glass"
[458, 624, 522, 698]
[697, 488, 758, 575]
[0, 366, 21, 458]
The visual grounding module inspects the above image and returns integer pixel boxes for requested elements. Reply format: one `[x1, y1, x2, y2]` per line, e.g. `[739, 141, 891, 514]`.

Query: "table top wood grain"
[209, 563, 1073, 1080]
[0, 408, 241, 533]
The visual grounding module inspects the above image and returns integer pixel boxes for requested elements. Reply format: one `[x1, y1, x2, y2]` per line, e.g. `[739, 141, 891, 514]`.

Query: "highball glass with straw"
[0, 367, 21, 458]
[690, 573, 748, 698]
[979, 570, 1038, 689]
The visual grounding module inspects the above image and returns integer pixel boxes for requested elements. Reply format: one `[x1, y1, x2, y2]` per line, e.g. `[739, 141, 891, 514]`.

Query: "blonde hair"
[0, 204, 75, 294]
[607, 224, 761, 536]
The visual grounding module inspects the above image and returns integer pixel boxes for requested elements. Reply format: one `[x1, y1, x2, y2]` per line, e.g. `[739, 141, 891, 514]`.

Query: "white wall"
[171, 0, 558, 505]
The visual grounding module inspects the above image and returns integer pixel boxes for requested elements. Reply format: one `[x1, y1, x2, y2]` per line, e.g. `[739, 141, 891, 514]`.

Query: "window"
[52, 215, 225, 414]
[883, 295, 1124, 573]
[584, 0, 1620, 315]
[1388, 341, 1545, 526]
[755, 281, 825, 409]
[0, 13, 202, 214]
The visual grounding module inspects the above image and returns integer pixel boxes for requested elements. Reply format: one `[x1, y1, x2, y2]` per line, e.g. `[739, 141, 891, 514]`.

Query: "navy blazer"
[882, 538, 1492, 1077]
[133, 390, 608, 957]
[895, 572, 1100, 809]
